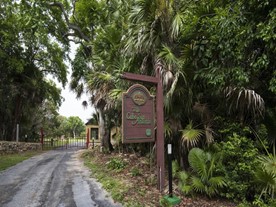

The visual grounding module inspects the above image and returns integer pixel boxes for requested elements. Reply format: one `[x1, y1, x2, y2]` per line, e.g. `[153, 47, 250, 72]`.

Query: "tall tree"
[66, 116, 85, 138]
[0, 0, 69, 140]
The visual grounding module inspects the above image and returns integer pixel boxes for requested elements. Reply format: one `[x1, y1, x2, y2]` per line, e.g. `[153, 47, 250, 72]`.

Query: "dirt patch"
[85, 148, 237, 207]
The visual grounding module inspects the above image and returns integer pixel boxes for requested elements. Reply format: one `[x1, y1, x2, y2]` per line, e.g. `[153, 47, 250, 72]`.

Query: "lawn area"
[0, 151, 43, 171]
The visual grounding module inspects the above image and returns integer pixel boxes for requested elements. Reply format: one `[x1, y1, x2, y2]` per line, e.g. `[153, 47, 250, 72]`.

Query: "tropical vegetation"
[0, 0, 275, 205]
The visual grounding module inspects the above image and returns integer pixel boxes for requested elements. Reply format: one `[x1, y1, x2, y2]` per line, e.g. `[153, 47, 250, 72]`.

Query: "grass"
[82, 151, 131, 203]
[81, 149, 161, 207]
[0, 151, 43, 171]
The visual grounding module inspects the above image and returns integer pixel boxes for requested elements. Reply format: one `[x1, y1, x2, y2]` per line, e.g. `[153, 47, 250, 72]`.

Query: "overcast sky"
[55, 42, 95, 123]
[58, 85, 95, 123]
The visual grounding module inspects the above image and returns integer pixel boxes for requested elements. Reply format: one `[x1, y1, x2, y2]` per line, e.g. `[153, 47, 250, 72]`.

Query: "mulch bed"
[87, 148, 237, 207]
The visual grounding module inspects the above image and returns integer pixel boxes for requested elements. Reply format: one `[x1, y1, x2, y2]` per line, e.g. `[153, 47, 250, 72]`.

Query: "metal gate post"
[86, 128, 90, 149]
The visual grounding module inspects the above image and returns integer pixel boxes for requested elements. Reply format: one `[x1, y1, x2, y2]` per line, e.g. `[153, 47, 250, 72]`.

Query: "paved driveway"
[0, 149, 122, 207]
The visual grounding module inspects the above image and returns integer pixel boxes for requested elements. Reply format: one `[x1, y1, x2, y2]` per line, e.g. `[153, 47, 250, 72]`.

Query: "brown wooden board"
[122, 84, 155, 143]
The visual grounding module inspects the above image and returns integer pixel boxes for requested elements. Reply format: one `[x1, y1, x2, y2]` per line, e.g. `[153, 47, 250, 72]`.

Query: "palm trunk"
[97, 108, 105, 146]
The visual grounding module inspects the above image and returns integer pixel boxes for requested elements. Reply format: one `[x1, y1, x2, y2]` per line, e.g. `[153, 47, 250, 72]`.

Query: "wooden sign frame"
[122, 84, 155, 143]
[121, 71, 165, 192]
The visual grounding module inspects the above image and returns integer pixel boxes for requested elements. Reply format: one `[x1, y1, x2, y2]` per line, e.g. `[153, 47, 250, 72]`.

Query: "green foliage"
[107, 157, 127, 171]
[66, 116, 85, 138]
[0, 0, 69, 141]
[159, 197, 172, 207]
[84, 155, 129, 204]
[217, 133, 260, 201]
[254, 155, 276, 200]
[180, 121, 205, 149]
[130, 166, 141, 176]
[177, 148, 226, 197]
[172, 160, 180, 178]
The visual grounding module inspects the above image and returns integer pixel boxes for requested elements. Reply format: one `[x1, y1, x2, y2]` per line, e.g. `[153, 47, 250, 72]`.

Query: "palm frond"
[188, 148, 207, 179]
[255, 168, 276, 199]
[180, 121, 204, 149]
[209, 176, 226, 188]
[164, 121, 173, 139]
[190, 175, 205, 193]
[108, 88, 123, 101]
[158, 45, 178, 66]
[225, 87, 265, 122]
[171, 12, 185, 39]
[172, 160, 180, 178]
[258, 155, 276, 176]
[178, 171, 189, 184]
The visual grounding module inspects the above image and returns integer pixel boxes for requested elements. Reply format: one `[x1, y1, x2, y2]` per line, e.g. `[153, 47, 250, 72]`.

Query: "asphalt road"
[0, 149, 122, 207]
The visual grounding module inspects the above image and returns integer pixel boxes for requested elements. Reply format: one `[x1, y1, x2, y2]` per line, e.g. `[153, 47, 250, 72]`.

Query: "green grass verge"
[0, 151, 42, 171]
[82, 151, 131, 205]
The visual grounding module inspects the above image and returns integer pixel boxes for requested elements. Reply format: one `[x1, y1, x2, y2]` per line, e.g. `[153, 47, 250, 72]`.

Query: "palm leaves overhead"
[87, 71, 115, 110]
[124, 0, 196, 139]
[224, 87, 265, 123]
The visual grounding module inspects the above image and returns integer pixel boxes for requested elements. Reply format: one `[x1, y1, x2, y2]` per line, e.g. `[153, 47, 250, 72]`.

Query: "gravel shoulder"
[0, 149, 122, 207]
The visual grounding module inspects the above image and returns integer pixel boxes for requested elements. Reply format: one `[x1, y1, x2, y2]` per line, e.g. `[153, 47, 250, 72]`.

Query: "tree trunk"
[98, 108, 105, 145]
[97, 108, 113, 151]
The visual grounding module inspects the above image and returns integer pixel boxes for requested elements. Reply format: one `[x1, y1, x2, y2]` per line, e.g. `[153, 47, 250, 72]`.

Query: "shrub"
[177, 148, 226, 197]
[131, 166, 141, 176]
[217, 133, 260, 201]
[107, 157, 127, 171]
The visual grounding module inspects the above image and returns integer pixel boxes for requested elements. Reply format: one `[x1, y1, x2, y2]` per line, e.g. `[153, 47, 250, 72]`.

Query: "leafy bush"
[107, 157, 127, 171]
[177, 148, 226, 197]
[217, 133, 260, 201]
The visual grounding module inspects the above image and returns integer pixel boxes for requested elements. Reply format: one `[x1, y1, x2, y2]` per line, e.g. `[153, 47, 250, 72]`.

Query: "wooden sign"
[122, 84, 155, 143]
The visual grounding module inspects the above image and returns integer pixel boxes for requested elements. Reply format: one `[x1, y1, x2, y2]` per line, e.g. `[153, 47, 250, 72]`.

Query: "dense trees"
[0, 0, 70, 141]
[66, 0, 276, 204]
[1, 0, 276, 205]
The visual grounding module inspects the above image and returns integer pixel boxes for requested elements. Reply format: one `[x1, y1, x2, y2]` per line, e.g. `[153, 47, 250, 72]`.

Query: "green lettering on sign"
[126, 107, 151, 126]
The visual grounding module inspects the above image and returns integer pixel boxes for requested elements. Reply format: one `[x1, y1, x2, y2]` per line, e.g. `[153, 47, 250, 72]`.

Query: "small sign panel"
[122, 84, 155, 143]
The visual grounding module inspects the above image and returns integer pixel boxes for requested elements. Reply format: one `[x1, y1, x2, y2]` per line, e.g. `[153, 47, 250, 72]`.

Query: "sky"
[54, 42, 95, 123]
[58, 85, 95, 124]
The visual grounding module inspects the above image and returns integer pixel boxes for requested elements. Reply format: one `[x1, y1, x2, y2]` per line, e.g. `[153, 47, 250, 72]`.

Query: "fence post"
[16, 124, 19, 142]
[86, 129, 89, 149]
[40, 128, 44, 149]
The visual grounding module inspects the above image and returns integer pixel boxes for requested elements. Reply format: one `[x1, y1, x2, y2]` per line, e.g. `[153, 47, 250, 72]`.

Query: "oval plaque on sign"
[131, 91, 147, 106]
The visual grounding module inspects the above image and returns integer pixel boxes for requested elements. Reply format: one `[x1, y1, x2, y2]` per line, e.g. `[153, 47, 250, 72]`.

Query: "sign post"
[121, 70, 165, 192]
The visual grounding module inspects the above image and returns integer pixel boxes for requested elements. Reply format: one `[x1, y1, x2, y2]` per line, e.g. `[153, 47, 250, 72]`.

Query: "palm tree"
[124, 0, 194, 128]
[178, 147, 226, 197]
[70, 0, 130, 150]
[224, 87, 265, 124]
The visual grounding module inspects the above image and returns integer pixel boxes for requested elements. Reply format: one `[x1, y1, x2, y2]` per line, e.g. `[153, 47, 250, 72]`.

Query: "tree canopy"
[1, 0, 276, 204]
[0, 0, 70, 140]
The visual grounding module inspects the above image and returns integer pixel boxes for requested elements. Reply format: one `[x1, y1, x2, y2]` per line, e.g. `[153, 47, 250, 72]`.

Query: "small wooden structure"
[85, 123, 99, 148]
